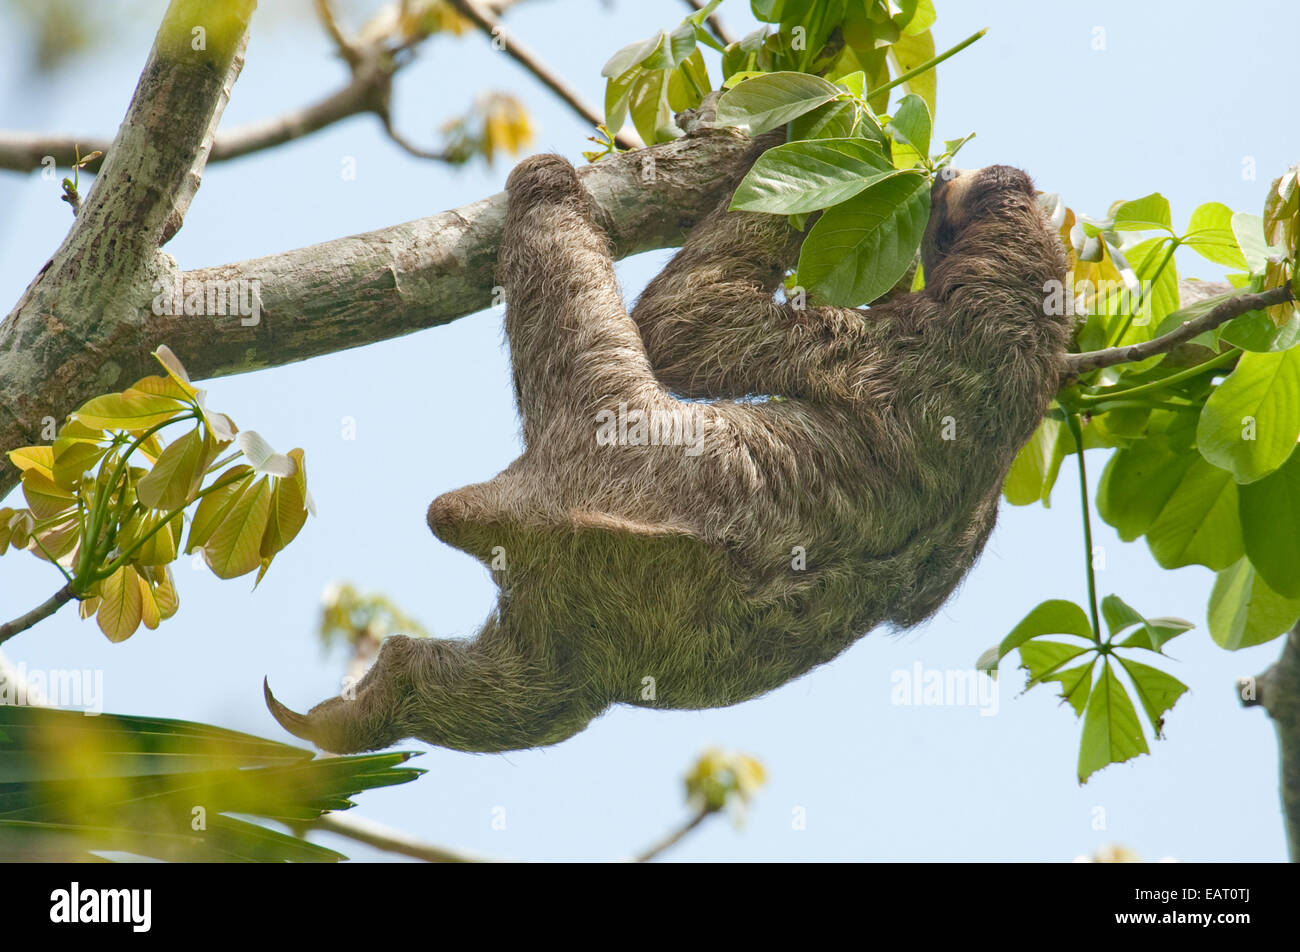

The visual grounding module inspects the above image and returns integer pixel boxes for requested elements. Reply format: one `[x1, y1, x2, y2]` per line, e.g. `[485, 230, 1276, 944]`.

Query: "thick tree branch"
[0, 125, 755, 500]
[0, 0, 256, 497]
[450, 0, 643, 151]
[1063, 285, 1295, 379]
[1239, 626, 1300, 861]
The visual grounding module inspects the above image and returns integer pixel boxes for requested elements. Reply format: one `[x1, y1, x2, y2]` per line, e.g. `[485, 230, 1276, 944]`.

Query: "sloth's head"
[921, 164, 1038, 274]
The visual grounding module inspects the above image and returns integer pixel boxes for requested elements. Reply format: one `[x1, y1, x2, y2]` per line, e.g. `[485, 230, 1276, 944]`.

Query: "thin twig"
[631, 809, 711, 862]
[311, 811, 498, 862]
[1062, 285, 1295, 379]
[450, 0, 644, 151]
[379, 111, 450, 161]
[0, 585, 76, 646]
[684, 0, 737, 46]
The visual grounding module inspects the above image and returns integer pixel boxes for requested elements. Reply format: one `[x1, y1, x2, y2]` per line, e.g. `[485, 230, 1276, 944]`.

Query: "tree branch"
[0, 125, 754, 500]
[310, 811, 498, 862]
[0, 585, 75, 647]
[449, 0, 643, 151]
[1062, 285, 1295, 379]
[1239, 626, 1300, 861]
[630, 808, 710, 862]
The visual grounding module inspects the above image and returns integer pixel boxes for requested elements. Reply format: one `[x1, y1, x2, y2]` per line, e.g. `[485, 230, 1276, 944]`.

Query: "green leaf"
[0, 705, 422, 862]
[1231, 212, 1271, 273]
[1112, 193, 1173, 233]
[887, 30, 936, 113]
[796, 170, 930, 306]
[1207, 557, 1300, 650]
[1002, 415, 1067, 506]
[716, 72, 842, 134]
[1078, 662, 1148, 783]
[1117, 236, 1180, 339]
[1100, 594, 1145, 638]
[1183, 202, 1248, 269]
[981, 599, 1095, 673]
[1218, 306, 1300, 353]
[1145, 456, 1244, 570]
[628, 69, 676, 145]
[1197, 347, 1300, 483]
[1114, 656, 1188, 738]
[1096, 428, 1198, 542]
[1041, 661, 1095, 717]
[1100, 594, 1193, 653]
[601, 32, 663, 78]
[1238, 448, 1300, 597]
[731, 138, 894, 214]
[788, 98, 859, 140]
[886, 94, 931, 169]
[1018, 639, 1094, 689]
[1115, 616, 1194, 653]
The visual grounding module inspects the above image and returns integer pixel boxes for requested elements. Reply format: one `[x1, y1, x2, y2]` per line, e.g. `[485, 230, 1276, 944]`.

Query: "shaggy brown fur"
[265, 148, 1070, 753]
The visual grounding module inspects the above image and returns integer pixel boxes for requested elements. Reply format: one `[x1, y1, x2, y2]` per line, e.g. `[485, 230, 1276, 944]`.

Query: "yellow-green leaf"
[7, 445, 54, 479]
[20, 468, 77, 520]
[96, 565, 144, 642]
[73, 389, 187, 431]
[202, 477, 272, 579]
[137, 429, 205, 510]
[186, 465, 253, 553]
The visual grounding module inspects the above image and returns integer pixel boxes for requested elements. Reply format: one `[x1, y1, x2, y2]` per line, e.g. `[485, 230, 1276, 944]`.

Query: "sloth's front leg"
[266, 624, 598, 753]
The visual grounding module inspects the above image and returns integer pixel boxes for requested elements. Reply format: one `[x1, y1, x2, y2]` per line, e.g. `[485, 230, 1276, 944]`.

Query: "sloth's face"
[921, 165, 1036, 272]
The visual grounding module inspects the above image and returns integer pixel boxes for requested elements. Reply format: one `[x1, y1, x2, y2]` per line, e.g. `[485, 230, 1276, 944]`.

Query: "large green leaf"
[796, 170, 930, 306]
[716, 72, 842, 134]
[1002, 416, 1068, 506]
[72, 389, 188, 431]
[884, 93, 931, 163]
[1208, 557, 1300, 650]
[731, 138, 894, 214]
[1183, 201, 1248, 269]
[1111, 193, 1173, 233]
[1096, 440, 1199, 542]
[1144, 456, 1244, 570]
[1197, 347, 1300, 483]
[1238, 448, 1300, 597]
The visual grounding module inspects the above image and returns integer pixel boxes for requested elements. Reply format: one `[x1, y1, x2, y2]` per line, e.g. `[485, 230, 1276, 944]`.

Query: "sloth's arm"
[630, 202, 869, 401]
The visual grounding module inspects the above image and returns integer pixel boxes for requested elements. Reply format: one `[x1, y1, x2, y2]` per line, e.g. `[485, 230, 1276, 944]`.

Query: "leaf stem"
[873, 28, 986, 98]
[1065, 413, 1102, 640]
[1077, 347, 1238, 403]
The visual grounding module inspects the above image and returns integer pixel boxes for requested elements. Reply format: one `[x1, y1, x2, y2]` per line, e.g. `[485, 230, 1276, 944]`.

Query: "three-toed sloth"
[266, 142, 1070, 753]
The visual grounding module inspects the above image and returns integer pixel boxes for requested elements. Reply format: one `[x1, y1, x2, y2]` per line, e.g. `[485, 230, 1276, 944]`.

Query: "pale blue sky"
[1, 0, 1297, 861]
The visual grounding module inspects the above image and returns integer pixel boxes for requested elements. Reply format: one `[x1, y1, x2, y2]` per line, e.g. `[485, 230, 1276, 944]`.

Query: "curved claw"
[263, 677, 316, 742]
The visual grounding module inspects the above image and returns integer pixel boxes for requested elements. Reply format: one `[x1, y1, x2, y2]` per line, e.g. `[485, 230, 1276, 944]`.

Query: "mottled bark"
[1241, 628, 1300, 861]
